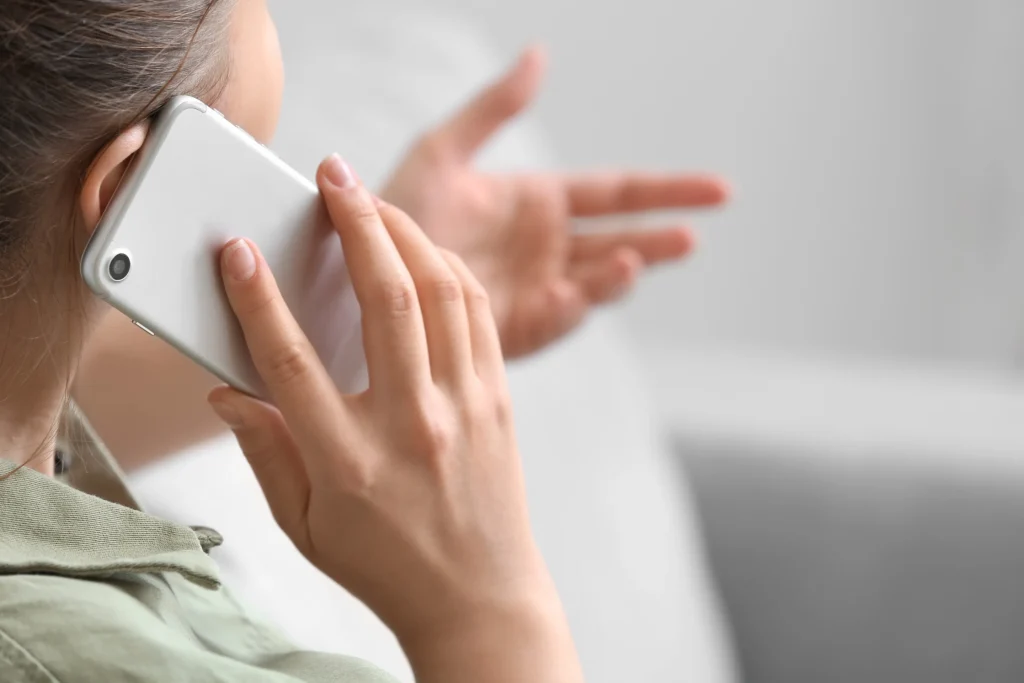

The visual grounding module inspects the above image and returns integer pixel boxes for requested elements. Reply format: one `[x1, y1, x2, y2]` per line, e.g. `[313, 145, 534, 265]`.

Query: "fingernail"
[323, 154, 358, 189]
[209, 399, 244, 429]
[223, 239, 256, 281]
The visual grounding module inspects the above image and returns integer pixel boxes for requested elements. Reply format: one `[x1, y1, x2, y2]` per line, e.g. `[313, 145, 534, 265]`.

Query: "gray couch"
[650, 350, 1024, 683]
[685, 438, 1024, 683]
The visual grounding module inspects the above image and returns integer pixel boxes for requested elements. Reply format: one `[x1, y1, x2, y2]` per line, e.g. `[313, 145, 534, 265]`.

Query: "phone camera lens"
[108, 252, 131, 282]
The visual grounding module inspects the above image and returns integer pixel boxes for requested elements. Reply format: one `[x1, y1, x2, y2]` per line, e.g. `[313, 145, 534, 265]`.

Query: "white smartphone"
[82, 96, 366, 398]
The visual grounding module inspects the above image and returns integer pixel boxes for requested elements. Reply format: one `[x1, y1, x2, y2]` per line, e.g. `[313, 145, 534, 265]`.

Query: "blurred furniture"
[650, 349, 1024, 683]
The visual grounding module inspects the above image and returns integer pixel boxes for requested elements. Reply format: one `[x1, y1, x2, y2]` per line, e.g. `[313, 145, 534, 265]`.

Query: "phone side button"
[132, 320, 155, 336]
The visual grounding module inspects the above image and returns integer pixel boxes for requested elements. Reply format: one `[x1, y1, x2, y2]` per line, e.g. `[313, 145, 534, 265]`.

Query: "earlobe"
[79, 122, 149, 234]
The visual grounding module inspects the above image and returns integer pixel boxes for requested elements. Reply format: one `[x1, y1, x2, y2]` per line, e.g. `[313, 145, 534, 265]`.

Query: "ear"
[79, 122, 149, 234]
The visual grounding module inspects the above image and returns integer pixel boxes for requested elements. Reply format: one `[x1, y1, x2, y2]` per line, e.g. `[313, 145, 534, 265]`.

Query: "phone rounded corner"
[149, 96, 214, 137]
[79, 248, 106, 297]
[161, 95, 209, 118]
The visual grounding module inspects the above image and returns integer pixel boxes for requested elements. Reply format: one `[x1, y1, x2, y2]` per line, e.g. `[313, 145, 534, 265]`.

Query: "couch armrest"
[681, 436, 1024, 683]
[645, 348, 1024, 683]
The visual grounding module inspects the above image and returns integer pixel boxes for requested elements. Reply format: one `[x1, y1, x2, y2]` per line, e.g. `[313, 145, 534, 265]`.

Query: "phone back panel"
[82, 97, 365, 397]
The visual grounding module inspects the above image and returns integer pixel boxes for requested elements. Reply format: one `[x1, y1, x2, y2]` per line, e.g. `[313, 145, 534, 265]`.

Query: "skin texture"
[209, 155, 585, 682]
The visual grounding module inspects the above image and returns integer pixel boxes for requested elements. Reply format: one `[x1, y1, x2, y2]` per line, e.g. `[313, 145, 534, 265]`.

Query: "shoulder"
[0, 573, 201, 682]
[0, 574, 398, 683]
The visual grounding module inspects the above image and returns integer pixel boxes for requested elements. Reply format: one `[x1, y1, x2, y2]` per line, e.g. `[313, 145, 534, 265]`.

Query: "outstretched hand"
[381, 47, 730, 359]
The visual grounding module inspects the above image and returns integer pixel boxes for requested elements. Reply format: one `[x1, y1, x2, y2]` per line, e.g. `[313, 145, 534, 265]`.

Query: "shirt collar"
[0, 411, 222, 590]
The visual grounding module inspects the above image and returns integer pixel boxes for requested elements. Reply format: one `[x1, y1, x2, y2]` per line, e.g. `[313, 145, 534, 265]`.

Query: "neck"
[0, 409, 59, 477]
[0, 301, 84, 477]
[0, 225, 104, 476]
[0, 373, 64, 477]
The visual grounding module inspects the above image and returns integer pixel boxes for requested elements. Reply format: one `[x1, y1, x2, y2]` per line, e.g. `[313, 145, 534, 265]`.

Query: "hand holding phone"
[207, 156, 584, 683]
[82, 97, 364, 397]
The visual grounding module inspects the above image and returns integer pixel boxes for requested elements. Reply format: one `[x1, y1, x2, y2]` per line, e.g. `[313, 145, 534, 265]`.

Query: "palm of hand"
[386, 156, 579, 357]
[381, 48, 729, 359]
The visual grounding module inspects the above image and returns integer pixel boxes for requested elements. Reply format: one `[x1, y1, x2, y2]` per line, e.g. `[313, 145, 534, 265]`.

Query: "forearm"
[73, 310, 227, 471]
[399, 582, 585, 683]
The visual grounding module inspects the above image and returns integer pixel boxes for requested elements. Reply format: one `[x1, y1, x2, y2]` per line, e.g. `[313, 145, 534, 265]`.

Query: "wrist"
[398, 578, 583, 683]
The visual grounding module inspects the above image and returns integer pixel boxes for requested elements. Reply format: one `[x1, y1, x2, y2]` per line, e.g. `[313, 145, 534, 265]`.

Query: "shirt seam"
[0, 625, 60, 683]
[0, 561, 220, 590]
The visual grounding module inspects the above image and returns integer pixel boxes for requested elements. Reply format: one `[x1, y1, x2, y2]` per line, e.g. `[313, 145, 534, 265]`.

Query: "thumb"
[435, 45, 547, 160]
[208, 387, 312, 553]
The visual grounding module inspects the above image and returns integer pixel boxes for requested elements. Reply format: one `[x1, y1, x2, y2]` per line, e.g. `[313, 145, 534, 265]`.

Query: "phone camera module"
[108, 252, 132, 282]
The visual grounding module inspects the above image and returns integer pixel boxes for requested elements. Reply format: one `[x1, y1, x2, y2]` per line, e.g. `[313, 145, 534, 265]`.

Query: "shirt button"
[190, 526, 224, 553]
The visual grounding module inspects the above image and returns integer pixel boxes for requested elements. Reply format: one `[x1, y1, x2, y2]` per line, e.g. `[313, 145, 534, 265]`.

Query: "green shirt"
[0, 406, 397, 683]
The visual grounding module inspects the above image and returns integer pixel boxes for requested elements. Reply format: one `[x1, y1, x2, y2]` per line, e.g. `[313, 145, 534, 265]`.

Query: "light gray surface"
[420, 0, 1024, 371]
[681, 437, 1024, 683]
[647, 347, 1024, 681]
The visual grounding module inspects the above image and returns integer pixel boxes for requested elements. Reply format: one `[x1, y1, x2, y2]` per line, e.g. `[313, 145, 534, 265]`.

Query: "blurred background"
[435, 0, 1024, 369]
[136, 1, 1024, 682]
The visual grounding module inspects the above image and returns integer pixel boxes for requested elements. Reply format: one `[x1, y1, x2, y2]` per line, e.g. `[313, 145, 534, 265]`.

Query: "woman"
[0, 1, 728, 680]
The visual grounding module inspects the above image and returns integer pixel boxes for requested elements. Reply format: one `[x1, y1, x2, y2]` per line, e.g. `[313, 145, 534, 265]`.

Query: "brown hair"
[0, 0, 234, 294]
[0, 1, 234, 473]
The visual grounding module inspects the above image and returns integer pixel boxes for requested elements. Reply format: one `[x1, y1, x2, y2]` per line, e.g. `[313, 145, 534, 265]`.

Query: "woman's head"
[0, 0, 283, 465]
[0, 0, 283, 297]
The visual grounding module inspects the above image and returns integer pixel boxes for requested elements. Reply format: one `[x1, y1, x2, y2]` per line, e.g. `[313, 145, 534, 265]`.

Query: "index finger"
[316, 155, 432, 397]
[565, 172, 731, 217]
[219, 238, 344, 447]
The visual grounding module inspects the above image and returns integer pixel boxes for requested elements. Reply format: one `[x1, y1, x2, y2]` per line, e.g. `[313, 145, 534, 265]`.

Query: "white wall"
[424, 0, 1024, 372]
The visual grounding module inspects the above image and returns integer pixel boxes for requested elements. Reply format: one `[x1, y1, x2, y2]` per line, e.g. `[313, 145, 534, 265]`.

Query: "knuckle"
[438, 250, 489, 305]
[262, 340, 314, 387]
[455, 395, 486, 428]
[408, 396, 456, 460]
[461, 387, 512, 428]
[236, 284, 279, 318]
[427, 276, 463, 305]
[380, 279, 417, 318]
[337, 458, 377, 497]
[346, 198, 382, 224]
[420, 418, 455, 460]
[465, 279, 490, 307]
